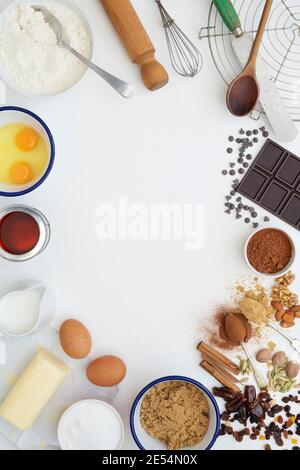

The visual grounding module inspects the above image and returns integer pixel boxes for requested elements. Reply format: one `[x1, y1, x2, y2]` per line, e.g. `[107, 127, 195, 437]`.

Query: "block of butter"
[0, 348, 69, 430]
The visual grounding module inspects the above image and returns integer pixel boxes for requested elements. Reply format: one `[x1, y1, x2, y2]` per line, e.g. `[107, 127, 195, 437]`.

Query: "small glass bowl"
[0, 205, 51, 262]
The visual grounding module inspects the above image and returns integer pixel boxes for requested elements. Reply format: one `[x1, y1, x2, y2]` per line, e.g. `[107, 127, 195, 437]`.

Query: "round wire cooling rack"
[199, 0, 300, 121]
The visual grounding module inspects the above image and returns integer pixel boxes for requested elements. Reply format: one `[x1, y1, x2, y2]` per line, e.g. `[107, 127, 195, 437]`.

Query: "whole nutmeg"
[256, 348, 272, 363]
[286, 361, 300, 379]
[272, 351, 287, 366]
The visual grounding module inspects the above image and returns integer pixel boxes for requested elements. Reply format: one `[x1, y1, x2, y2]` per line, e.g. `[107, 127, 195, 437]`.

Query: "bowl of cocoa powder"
[244, 227, 295, 277]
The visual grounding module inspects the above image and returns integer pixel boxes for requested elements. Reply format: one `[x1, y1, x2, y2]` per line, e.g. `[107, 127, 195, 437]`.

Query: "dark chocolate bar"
[237, 139, 300, 230]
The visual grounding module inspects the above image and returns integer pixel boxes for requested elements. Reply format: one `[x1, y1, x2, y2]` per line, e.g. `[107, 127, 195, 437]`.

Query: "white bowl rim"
[0, 0, 94, 98]
[57, 399, 125, 451]
[130, 375, 221, 451]
[244, 225, 296, 279]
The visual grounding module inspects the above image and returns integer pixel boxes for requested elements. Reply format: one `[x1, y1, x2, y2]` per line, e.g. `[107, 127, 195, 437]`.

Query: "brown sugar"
[247, 228, 292, 275]
[140, 381, 209, 450]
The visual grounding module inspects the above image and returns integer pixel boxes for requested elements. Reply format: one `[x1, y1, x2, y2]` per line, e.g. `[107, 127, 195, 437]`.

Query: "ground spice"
[247, 228, 292, 275]
[221, 312, 251, 346]
[140, 381, 209, 450]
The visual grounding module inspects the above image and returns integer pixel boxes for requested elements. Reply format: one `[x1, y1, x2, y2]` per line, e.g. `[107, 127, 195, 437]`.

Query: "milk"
[0, 288, 42, 336]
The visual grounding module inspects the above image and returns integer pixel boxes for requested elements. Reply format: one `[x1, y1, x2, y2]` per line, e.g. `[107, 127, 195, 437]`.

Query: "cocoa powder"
[247, 228, 292, 275]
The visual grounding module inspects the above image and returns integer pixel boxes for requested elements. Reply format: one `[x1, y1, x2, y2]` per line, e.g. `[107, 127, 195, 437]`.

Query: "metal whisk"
[154, 0, 203, 77]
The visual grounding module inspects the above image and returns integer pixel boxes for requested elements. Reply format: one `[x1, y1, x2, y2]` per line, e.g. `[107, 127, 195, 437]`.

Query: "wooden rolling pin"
[100, 0, 169, 91]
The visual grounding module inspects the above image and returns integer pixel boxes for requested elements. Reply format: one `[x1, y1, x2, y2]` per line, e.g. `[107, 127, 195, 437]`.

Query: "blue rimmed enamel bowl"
[0, 107, 55, 196]
[130, 375, 220, 451]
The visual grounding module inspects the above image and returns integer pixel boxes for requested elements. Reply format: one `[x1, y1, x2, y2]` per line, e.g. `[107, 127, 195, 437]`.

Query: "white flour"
[0, 1, 92, 95]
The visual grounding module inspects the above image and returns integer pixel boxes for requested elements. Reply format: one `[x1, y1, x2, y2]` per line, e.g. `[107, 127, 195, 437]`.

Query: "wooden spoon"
[226, 0, 273, 117]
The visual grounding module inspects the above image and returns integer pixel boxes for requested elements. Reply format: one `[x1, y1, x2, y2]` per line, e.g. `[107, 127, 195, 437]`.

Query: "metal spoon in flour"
[33, 6, 134, 98]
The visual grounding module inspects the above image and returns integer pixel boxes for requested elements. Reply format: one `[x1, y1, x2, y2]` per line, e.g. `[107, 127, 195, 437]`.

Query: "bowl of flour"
[0, 0, 93, 97]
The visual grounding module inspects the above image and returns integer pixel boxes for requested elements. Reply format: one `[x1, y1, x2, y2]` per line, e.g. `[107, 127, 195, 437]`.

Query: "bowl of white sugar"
[0, 0, 93, 97]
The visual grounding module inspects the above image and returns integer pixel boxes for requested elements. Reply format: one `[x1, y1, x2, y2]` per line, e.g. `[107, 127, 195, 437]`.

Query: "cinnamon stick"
[197, 342, 239, 375]
[200, 360, 241, 393]
[201, 354, 239, 384]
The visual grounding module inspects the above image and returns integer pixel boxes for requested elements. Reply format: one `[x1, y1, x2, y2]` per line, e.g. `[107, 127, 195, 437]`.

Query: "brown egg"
[86, 355, 126, 387]
[59, 319, 92, 359]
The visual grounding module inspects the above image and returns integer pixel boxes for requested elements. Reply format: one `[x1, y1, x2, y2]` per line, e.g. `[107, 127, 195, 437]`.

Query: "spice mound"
[140, 381, 209, 450]
[247, 228, 292, 275]
[220, 312, 251, 346]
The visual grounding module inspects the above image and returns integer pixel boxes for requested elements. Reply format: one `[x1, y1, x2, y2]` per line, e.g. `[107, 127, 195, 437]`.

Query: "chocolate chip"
[243, 162, 249, 168]
[238, 168, 245, 174]
[253, 137, 259, 143]
[222, 170, 228, 175]
[239, 129, 245, 135]
[246, 154, 252, 160]
[230, 162, 235, 168]
[263, 131, 269, 138]
[245, 218, 250, 223]
[253, 129, 259, 135]
[228, 136, 234, 142]
[227, 148, 233, 154]
[264, 216, 270, 222]
[229, 170, 236, 176]
[253, 223, 259, 228]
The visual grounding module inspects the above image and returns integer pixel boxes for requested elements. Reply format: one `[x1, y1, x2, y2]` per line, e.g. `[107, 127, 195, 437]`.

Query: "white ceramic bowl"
[244, 226, 295, 278]
[0, 107, 55, 196]
[130, 376, 220, 451]
[58, 399, 125, 450]
[0, 0, 94, 97]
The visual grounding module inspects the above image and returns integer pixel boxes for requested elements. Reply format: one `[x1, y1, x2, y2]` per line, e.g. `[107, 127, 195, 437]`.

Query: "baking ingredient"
[224, 313, 249, 344]
[272, 351, 287, 366]
[16, 128, 38, 151]
[0, 3, 91, 96]
[0, 124, 48, 185]
[216, 386, 300, 448]
[0, 349, 69, 430]
[286, 361, 300, 379]
[240, 297, 268, 324]
[0, 211, 40, 255]
[58, 400, 124, 450]
[256, 349, 272, 363]
[238, 356, 253, 376]
[272, 273, 299, 328]
[140, 381, 209, 450]
[0, 288, 42, 335]
[246, 228, 292, 275]
[218, 310, 251, 347]
[221, 127, 270, 228]
[200, 359, 240, 393]
[238, 139, 300, 232]
[197, 342, 239, 375]
[59, 319, 92, 359]
[86, 355, 126, 387]
[268, 364, 297, 393]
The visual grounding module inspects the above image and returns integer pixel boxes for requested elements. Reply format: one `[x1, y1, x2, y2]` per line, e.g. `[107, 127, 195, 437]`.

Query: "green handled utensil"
[213, 0, 242, 37]
[212, 0, 298, 142]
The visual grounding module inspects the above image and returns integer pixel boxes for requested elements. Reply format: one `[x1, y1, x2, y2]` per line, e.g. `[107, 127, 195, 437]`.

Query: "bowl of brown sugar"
[244, 227, 295, 277]
[130, 376, 220, 451]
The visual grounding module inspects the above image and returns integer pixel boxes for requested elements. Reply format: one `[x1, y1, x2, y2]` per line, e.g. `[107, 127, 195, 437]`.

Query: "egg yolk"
[10, 162, 32, 185]
[16, 128, 38, 151]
